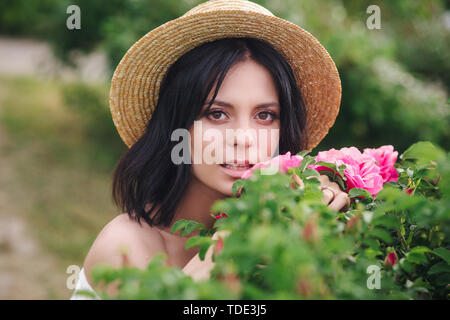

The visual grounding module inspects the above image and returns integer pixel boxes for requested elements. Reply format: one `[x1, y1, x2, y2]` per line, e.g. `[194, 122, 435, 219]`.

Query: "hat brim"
[109, 10, 341, 150]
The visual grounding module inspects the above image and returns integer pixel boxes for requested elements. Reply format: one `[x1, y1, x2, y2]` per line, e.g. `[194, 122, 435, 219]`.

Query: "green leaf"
[428, 262, 450, 275]
[315, 161, 337, 171]
[371, 215, 399, 229]
[368, 228, 393, 244]
[337, 164, 347, 177]
[430, 248, 450, 264]
[434, 273, 450, 286]
[406, 246, 431, 264]
[318, 170, 347, 192]
[198, 242, 212, 261]
[199, 228, 215, 237]
[303, 168, 320, 177]
[361, 237, 380, 250]
[170, 219, 205, 237]
[170, 219, 189, 234]
[73, 289, 100, 299]
[348, 188, 374, 200]
[232, 179, 245, 196]
[298, 155, 315, 172]
[400, 141, 445, 164]
[297, 150, 311, 157]
[181, 221, 205, 237]
[413, 168, 433, 179]
[91, 264, 119, 284]
[185, 236, 214, 250]
[400, 258, 414, 274]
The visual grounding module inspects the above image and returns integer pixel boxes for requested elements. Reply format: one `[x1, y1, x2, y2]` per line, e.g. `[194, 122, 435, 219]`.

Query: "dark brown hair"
[112, 37, 308, 228]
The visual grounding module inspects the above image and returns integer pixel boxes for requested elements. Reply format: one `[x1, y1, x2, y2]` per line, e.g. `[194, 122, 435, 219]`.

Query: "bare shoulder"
[83, 213, 167, 288]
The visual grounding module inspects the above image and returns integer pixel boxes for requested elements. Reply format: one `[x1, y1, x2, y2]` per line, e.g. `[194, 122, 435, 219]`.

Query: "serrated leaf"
[361, 237, 380, 250]
[185, 236, 214, 250]
[434, 273, 450, 286]
[299, 155, 315, 172]
[406, 246, 431, 264]
[368, 228, 393, 244]
[318, 170, 347, 192]
[431, 248, 450, 265]
[170, 219, 189, 234]
[297, 150, 311, 157]
[315, 161, 337, 171]
[198, 242, 212, 261]
[371, 215, 399, 229]
[400, 141, 445, 164]
[348, 188, 374, 200]
[232, 179, 245, 196]
[400, 258, 414, 273]
[303, 168, 320, 177]
[181, 220, 205, 237]
[428, 262, 450, 275]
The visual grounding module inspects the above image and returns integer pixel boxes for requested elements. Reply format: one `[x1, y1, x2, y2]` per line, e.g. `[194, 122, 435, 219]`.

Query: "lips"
[219, 162, 255, 178]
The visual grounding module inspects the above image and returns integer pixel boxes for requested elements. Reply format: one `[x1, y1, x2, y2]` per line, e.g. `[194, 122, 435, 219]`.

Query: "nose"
[235, 131, 254, 148]
[223, 118, 258, 164]
[227, 119, 255, 148]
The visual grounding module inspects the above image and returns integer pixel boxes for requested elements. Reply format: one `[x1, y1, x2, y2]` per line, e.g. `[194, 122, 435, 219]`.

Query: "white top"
[70, 267, 101, 300]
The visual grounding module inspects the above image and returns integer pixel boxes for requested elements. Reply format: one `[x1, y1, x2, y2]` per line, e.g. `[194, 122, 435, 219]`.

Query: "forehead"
[205, 59, 279, 109]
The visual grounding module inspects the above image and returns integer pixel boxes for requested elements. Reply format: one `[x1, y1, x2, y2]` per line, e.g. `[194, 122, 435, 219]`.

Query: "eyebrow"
[204, 99, 280, 109]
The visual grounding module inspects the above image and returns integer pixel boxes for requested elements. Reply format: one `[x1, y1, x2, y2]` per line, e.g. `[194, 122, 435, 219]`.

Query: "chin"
[210, 175, 239, 198]
[192, 163, 248, 198]
[217, 181, 236, 197]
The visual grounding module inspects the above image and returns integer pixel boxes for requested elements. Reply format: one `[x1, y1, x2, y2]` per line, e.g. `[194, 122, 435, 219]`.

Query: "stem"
[398, 230, 408, 251]
[412, 178, 422, 195]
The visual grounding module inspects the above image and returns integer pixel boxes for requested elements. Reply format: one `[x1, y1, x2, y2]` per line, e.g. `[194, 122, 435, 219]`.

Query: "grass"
[0, 74, 126, 269]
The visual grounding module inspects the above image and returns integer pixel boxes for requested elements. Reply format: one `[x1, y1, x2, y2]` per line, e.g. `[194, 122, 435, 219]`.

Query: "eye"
[206, 110, 227, 121]
[256, 111, 277, 122]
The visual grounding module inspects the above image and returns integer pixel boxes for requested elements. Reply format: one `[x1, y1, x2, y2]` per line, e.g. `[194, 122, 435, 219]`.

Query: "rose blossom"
[240, 152, 303, 179]
[363, 145, 399, 183]
[309, 147, 384, 198]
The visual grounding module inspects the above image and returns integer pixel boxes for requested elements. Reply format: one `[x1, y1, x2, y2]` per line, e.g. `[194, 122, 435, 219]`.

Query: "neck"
[156, 176, 227, 236]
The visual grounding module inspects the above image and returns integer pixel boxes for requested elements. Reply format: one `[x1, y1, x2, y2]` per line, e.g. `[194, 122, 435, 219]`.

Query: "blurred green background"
[0, 0, 448, 299]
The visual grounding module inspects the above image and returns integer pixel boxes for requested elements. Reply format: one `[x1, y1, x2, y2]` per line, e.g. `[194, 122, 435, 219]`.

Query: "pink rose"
[363, 145, 399, 183]
[309, 147, 384, 198]
[240, 152, 303, 179]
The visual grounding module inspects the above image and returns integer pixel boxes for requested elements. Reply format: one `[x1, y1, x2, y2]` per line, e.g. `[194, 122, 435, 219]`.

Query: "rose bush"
[83, 141, 449, 300]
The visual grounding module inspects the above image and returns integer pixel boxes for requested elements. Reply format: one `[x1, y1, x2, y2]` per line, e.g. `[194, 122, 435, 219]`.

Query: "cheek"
[191, 162, 234, 196]
[189, 121, 280, 164]
[190, 122, 225, 164]
[256, 126, 280, 161]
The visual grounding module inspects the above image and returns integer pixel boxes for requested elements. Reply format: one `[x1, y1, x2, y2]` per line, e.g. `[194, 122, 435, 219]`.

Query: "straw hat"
[109, 0, 341, 151]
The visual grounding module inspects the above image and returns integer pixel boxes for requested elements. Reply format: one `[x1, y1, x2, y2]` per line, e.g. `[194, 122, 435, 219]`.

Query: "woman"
[71, 0, 348, 299]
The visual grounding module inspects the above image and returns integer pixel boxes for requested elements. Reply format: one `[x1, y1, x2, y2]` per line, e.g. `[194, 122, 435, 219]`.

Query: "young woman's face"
[189, 58, 280, 197]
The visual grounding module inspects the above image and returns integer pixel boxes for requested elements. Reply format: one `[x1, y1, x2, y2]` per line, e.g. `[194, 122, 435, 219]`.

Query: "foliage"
[87, 141, 449, 299]
[0, 0, 448, 151]
[60, 81, 126, 169]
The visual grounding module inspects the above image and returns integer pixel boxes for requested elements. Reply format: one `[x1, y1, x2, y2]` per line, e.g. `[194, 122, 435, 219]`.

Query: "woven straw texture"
[109, 0, 341, 150]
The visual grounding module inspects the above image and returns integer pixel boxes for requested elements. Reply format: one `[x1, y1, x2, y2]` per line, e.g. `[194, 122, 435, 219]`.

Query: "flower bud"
[215, 236, 224, 254]
[296, 277, 313, 298]
[121, 252, 130, 267]
[383, 251, 398, 268]
[219, 272, 242, 296]
[302, 213, 319, 243]
[215, 212, 228, 219]
[290, 173, 304, 190]
[345, 214, 362, 232]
